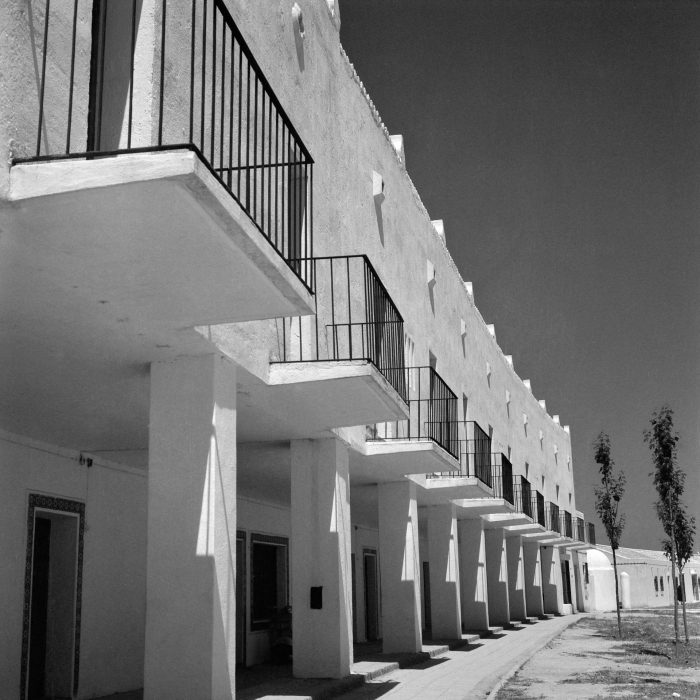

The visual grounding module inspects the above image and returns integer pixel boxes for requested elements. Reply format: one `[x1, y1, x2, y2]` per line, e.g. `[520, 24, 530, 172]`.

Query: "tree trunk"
[669, 502, 679, 650]
[680, 571, 689, 644]
[611, 546, 622, 638]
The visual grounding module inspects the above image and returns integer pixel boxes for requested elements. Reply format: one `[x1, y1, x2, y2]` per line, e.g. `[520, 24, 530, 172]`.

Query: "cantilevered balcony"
[546, 502, 561, 534]
[560, 510, 574, 539]
[245, 255, 410, 440]
[576, 517, 586, 543]
[355, 366, 460, 482]
[533, 491, 547, 528]
[6, 0, 314, 320]
[513, 476, 533, 518]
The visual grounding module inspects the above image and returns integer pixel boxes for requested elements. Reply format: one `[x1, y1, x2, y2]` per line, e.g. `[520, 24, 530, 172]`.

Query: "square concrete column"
[541, 545, 564, 614]
[378, 481, 422, 653]
[427, 504, 462, 639]
[458, 518, 489, 631]
[505, 534, 526, 622]
[145, 355, 237, 699]
[485, 527, 510, 626]
[522, 540, 544, 618]
[291, 438, 353, 678]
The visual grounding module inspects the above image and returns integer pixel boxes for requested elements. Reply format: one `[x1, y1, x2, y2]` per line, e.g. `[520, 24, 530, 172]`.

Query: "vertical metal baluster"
[237, 43, 242, 196]
[210, 7, 216, 166]
[314, 259, 319, 360]
[127, 0, 136, 148]
[253, 76, 258, 223]
[158, 0, 166, 146]
[330, 259, 336, 359]
[261, 91, 265, 235]
[219, 23, 225, 182]
[274, 113, 279, 248]
[246, 63, 250, 209]
[66, 0, 79, 153]
[267, 97, 272, 240]
[228, 30, 234, 188]
[189, 0, 195, 143]
[36, 0, 51, 157]
[346, 257, 352, 358]
[309, 166, 314, 289]
[200, 0, 207, 151]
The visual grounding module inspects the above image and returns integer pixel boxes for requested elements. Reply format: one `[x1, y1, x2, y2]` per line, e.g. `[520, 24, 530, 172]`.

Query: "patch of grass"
[578, 613, 700, 668]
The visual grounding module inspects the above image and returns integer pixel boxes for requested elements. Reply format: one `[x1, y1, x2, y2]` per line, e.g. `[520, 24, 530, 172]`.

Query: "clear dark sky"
[341, 0, 700, 549]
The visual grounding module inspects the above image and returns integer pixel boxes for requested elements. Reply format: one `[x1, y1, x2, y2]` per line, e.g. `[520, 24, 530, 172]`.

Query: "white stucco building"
[580, 546, 700, 612]
[0, 1, 596, 698]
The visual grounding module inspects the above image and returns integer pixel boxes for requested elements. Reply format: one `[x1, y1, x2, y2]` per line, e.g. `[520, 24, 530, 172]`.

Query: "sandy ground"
[496, 612, 700, 699]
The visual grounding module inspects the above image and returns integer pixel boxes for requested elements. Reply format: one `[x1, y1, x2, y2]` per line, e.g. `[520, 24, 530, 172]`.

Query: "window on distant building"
[660, 576, 665, 593]
[251, 534, 289, 631]
[583, 563, 589, 585]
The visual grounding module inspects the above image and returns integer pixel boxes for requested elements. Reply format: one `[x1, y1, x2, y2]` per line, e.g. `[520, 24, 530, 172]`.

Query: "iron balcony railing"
[587, 522, 596, 545]
[532, 491, 546, 528]
[459, 421, 492, 485]
[274, 256, 406, 400]
[18, 0, 313, 289]
[491, 454, 514, 505]
[576, 517, 586, 543]
[513, 475, 533, 518]
[560, 510, 573, 538]
[546, 502, 561, 534]
[369, 366, 458, 458]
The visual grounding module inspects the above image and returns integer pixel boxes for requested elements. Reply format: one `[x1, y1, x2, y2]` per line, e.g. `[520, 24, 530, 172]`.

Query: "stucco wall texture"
[220, 1, 575, 510]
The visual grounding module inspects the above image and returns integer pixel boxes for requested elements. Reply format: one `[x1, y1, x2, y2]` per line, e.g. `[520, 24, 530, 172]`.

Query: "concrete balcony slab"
[454, 497, 515, 518]
[483, 512, 534, 530]
[412, 474, 492, 506]
[349, 440, 461, 486]
[4, 149, 314, 327]
[503, 522, 547, 537]
[236, 360, 409, 441]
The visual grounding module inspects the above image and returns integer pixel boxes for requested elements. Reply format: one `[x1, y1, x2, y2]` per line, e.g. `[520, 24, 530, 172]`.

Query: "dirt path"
[496, 611, 700, 699]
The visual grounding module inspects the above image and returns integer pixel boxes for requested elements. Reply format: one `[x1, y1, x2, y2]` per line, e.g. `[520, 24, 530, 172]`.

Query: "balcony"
[587, 522, 597, 545]
[546, 502, 561, 534]
[513, 476, 533, 518]
[356, 366, 460, 482]
[576, 517, 586, 543]
[235, 255, 409, 441]
[6, 0, 314, 322]
[560, 511, 574, 539]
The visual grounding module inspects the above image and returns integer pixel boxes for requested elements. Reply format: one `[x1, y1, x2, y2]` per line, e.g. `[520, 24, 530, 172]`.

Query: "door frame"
[21, 494, 85, 700]
[363, 549, 379, 641]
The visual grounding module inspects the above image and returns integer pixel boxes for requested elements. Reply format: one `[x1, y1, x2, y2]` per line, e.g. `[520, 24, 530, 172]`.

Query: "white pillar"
[145, 355, 237, 699]
[485, 527, 510, 626]
[427, 504, 462, 639]
[458, 518, 490, 631]
[523, 540, 544, 618]
[505, 534, 526, 622]
[378, 481, 422, 653]
[541, 545, 564, 614]
[291, 438, 353, 678]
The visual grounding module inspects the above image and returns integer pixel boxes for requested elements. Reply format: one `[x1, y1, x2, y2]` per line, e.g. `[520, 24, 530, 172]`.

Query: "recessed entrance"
[21, 495, 85, 700]
[363, 549, 379, 641]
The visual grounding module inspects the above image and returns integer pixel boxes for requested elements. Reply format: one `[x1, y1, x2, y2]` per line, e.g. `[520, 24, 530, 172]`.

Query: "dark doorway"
[22, 496, 84, 700]
[422, 561, 432, 636]
[28, 518, 51, 699]
[561, 560, 572, 605]
[363, 550, 379, 641]
[236, 532, 246, 666]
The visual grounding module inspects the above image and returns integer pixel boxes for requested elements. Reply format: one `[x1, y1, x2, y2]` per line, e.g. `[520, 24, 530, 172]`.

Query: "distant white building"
[580, 546, 700, 612]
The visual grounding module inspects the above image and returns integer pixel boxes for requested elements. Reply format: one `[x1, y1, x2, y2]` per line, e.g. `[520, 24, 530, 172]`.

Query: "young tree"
[593, 432, 626, 638]
[661, 501, 696, 644]
[643, 405, 684, 647]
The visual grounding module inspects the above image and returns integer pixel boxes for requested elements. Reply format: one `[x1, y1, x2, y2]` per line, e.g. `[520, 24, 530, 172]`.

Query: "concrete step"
[523, 616, 539, 624]
[351, 659, 400, 682]
[505, 620, 525, 630]
[539, 613, 556, 620]
[465, 626, 504, 638]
